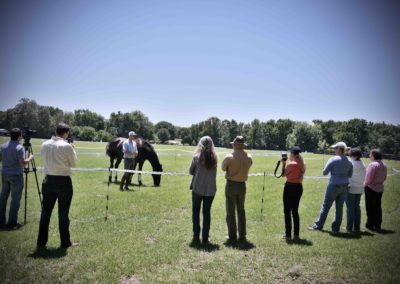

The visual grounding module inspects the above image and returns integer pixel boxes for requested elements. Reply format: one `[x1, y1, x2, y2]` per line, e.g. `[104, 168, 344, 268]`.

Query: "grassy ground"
[0, 138, 399, 283]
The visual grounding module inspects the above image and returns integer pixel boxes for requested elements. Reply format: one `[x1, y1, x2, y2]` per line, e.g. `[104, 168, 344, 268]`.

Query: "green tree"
[286, 122, 320, 152]
[74, 109, 104, 130]
[155, 121, 176, 139]
[79, 126, 96, 141]
[95, 130, 113, 142]
[157, 128, 171, 143]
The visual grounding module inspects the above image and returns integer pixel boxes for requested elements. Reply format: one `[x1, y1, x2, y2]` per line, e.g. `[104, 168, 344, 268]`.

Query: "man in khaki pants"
[222, 136, 253, 242]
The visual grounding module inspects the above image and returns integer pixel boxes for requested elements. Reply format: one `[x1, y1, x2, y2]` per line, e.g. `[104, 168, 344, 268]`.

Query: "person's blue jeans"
[346, 193, 362, 231]
[0, 173, 24, 225]
[192, 191, 214, 242]
[314, 183, 349, 232]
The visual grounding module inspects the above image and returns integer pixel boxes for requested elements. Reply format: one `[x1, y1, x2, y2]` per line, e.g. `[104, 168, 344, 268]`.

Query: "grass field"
[0, 137, 399, 283]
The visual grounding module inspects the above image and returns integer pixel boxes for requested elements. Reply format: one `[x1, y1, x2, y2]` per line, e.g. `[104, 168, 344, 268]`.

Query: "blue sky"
[1, 0, 399, 126]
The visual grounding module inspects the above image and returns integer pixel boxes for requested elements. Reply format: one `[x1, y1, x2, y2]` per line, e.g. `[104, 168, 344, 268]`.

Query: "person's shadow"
[189, 241, 220, 252]
[286, 238, 313, 246]
[375, 229, 396, 235]
[224, 239, 256, 251]
[28, 247, 68, 259]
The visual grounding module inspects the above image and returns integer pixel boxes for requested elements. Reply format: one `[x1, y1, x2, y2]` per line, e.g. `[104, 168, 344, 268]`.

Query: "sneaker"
[192, 237, 200, 243]
[366, 224, 375, 231]
[61, 241, 79, 249]
[293, 235, 300, 241]
[7, 223, 23, 230]
[308, 224, 322, 231]
[225, 235, 237, 243]
[282, 235, 291, 241]
[119, 187, 124, 191]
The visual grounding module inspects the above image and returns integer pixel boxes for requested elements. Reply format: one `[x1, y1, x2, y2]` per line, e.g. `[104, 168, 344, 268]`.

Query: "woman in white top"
[346, 148, 366, 232]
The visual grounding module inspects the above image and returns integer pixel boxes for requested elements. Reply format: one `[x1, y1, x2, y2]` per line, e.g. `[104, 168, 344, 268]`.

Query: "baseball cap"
[331, 141, 347, 149]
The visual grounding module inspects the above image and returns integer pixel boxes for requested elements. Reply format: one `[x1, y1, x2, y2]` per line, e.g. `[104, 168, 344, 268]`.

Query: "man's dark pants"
[37, 175, 73, 248]
[225, 180, 246, 240]
[120, 158, 135, 189]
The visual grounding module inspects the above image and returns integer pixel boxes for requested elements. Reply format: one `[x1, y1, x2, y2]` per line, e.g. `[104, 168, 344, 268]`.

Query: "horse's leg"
[109, 158, 114, 183]
[138, 161, 144, 186]
[115, 158, 122, 183]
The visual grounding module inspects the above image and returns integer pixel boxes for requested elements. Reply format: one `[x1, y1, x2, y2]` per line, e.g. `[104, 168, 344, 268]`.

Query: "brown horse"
[106, 137, 163, 186]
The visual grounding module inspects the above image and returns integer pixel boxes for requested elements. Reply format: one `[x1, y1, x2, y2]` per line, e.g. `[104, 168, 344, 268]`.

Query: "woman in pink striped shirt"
[364, 149, 387, 231]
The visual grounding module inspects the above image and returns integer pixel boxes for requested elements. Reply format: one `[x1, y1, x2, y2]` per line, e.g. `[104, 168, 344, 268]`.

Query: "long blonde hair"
[194, 136, 218, 169]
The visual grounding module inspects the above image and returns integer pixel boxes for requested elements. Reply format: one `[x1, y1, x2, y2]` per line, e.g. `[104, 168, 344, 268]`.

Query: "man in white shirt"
[120, 131, 138, 191]
[36, 123, 77, 250]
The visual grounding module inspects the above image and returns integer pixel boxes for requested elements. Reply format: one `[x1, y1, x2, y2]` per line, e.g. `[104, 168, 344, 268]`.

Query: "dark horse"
[106, 137, 163, 186]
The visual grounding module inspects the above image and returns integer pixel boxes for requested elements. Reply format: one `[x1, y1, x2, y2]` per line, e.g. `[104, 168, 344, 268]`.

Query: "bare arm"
[19, 154, 34, 167]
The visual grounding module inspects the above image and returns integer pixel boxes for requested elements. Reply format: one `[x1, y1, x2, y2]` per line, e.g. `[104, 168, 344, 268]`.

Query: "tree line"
[1, 98, 399, 155]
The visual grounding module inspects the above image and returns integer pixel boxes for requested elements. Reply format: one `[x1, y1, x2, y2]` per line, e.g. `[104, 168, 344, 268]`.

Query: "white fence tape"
[34, 167, 400, 179]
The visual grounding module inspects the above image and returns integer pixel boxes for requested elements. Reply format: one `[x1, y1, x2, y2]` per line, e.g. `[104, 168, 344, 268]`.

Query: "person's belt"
[227, 180, 245, 184]
[45, 175, 71, 182]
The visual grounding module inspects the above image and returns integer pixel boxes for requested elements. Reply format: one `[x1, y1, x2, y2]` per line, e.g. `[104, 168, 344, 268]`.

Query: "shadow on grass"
[28, 247, 68, 259]
[224, 239, 256, 251]
[328, 232, 361, 239]
[189, 241, 220, 252]
[375, 229, 396, 235]
[286, 238, 313, 246]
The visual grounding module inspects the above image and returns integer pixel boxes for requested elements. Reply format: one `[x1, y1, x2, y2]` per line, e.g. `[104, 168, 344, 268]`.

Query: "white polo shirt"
[41, 136, 77, 176]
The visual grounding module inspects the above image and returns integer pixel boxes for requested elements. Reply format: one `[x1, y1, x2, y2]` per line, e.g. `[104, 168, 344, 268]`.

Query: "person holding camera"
[281, 146, 306, 240]
[189, 136, 218, 244]
[120, 131, 138, 191]
[364, 149, 387, 231]
[0, 128, 34, 229]
[309, 142, 353, 233]
[222, 136, 253, 242]
[36, 123, 77, 250]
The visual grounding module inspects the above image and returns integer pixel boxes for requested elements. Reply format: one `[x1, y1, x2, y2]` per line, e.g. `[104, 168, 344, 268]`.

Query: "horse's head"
[152, 163, 163, 187]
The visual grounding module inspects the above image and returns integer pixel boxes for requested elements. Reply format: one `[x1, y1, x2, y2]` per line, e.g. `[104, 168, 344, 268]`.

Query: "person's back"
[222, 149, 252, 182]
[365, 160, 387, 193]
[349, 159, 366, 194]
[323, 155, 353, 184]
[1, 141, 24, 174]
[41, 137, 76, 176]
[0, 128, 33, 228]
[36, 123, 77, 251]
[190, 158, 217, 197]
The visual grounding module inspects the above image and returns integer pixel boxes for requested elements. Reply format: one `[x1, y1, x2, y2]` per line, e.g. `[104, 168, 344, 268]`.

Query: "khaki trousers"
[225, 180, 246, 240]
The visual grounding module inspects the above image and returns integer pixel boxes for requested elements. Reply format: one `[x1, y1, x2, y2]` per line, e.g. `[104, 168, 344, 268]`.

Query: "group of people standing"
[0, 128, 389, 250]
[189, 136, 388, 244]
[189, 135, 252, 244]
[0, 123, 77, 251]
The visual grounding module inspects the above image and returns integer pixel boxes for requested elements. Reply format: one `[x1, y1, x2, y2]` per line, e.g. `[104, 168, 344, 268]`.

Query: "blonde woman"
[189, 136, 218, 244]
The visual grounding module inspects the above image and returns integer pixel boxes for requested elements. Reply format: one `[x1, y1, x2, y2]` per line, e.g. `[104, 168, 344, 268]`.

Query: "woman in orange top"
[282, 146, 306, 240]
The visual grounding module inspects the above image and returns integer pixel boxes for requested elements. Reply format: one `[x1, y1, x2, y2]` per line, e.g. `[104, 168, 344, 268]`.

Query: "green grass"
[1, 138, 399, 283]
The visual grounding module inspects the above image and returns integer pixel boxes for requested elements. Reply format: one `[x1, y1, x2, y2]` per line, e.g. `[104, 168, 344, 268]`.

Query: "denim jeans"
[0, 173, 24, 225]
[192, 191, 214, 241]
[37, 175, 73, 247]
[225, 180, 246, 240]
[346, 193, 362, 231]
[314, 183, 348, 232]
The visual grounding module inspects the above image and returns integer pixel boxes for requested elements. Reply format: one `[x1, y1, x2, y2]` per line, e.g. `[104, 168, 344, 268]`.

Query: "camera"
[67, 136, 74, 144]
[21, 127, 37, 141]
[281, 153, 288, 161]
